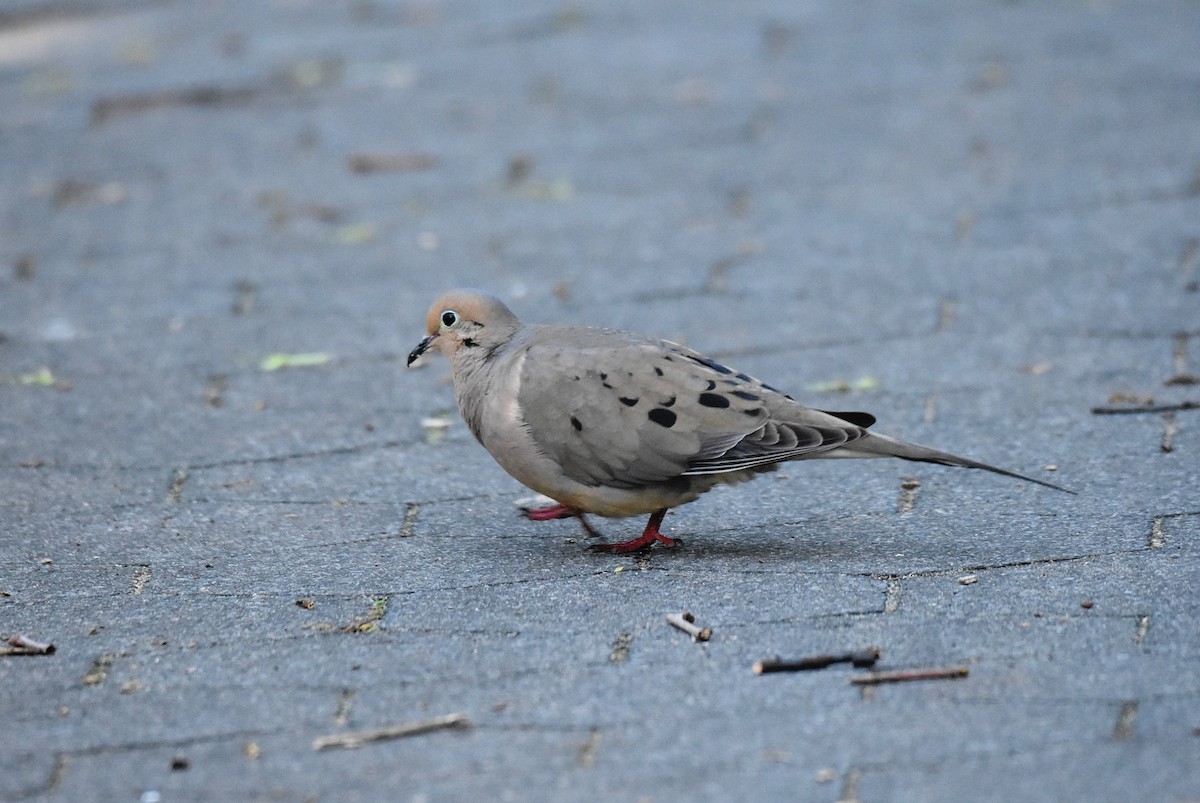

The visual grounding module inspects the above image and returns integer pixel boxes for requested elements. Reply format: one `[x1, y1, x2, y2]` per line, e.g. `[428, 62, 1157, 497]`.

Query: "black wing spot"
[735, 372, 753, 382]
[462, 338, 478, 348]
[648, 408, 677, 428]
[731, 390, 761, 401]
[662, 395, 676, 407]
[654, 367, 664, 376]
[600, 372, 608, 380]
[704, 380, 717, 391]
[821, 410, 877, 428]
[619, 397, 639, 407]
[602, 382, 613, 389]
[698, 392, 730, 408]
[761, 382, 782, 393]
[744, 407, 765, 417]
[687, 355, 733, 375]
[570, 416, 583, 432]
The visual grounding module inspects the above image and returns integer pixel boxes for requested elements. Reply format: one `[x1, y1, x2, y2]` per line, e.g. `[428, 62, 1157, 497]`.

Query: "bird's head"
[407, 289, 520, 366]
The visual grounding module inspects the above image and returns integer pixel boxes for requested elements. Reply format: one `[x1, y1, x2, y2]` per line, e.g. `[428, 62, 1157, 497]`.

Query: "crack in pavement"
[4, 439, 411, 474]
[7, 727, 282, 798]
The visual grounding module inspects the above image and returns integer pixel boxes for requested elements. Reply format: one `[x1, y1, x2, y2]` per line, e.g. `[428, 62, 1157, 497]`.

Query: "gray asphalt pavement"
[2, 1, 1198, 800]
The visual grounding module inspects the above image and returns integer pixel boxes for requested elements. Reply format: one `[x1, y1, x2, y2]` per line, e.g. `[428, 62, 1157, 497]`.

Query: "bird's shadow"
[572, 522, 907, 569]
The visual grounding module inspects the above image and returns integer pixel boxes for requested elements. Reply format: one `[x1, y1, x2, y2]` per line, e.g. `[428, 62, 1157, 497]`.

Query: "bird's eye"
[441, 310, 458, 327]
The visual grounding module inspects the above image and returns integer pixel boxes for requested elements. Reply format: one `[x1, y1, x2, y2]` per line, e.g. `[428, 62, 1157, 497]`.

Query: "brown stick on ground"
[753, 648, 881, 674]
[346, 153, 437, 174]
[849, 666, 969, 685]
[311, 712, 470, 751]
[1091, 401, 1198, 415]
[666, 612, 712, 642]
[0, 634, 56, 655]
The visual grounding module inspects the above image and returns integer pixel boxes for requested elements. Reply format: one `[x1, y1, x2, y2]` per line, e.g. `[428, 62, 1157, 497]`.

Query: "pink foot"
[590, 509, 680, 553]
[521, 503, 579, 521]
[522, 503, 604, 538]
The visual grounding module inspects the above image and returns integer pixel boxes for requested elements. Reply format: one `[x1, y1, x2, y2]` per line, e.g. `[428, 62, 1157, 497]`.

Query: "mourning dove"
[408, 289, 1071, 553]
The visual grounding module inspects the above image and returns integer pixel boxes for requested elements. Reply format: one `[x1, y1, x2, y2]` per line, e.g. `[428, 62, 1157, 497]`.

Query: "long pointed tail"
[852, 432, 1076, 494]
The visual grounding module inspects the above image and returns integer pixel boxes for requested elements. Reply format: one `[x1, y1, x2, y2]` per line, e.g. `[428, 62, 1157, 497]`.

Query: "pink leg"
[521, 503, 603, 539]
[590, 509, 679, 553]
[521, 503, 579, 521]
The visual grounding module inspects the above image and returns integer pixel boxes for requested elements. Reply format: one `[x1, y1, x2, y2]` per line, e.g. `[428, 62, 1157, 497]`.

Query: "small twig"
[849, 665, 969, 685]
[312, 712, 470, 751]
[753, 648, 881, 674]
[1091, 401, 1199, 415]
[897, 476, 920, 514]
[1161, 412, 1178, 453]
[666, 612, 712, 642]
[346, 152, 437, 174]
[0, 634, 56, 655]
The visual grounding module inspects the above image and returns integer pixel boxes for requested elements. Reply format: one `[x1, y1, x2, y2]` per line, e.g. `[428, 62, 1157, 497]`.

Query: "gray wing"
[515, 327, 872, 488]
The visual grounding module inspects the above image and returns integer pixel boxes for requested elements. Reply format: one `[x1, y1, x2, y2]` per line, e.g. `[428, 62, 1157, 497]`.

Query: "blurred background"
[2, 2, 1197, 800]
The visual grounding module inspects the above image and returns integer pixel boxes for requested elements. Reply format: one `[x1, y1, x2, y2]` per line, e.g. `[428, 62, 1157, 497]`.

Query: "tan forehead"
[424, 291, 495, 333]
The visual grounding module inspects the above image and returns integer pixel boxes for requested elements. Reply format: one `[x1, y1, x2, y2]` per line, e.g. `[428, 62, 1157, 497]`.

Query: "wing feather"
[515, 328, 873, 487]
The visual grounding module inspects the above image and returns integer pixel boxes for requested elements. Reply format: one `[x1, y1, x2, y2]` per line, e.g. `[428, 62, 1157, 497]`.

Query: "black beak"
[407, 334, 437, 366]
